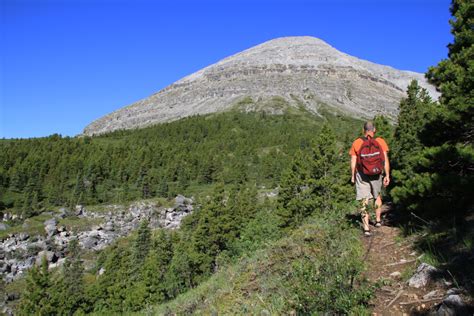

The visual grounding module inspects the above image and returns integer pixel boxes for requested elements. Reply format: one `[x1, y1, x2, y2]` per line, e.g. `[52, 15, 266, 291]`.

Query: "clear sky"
[1, 0, 452, 138]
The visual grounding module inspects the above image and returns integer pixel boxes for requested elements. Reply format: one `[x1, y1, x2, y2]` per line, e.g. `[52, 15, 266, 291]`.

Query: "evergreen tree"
[425, 0, 473, 145]
[133, 219, 151, 266]
[393, 0, 473, 217]
[91, 245, 133, 313]
[191, 184, 227, 273]
[53, 238, 86, 314]
[139, 230, 174, 304]
[390, 81, 434, 205]
[276, 149, 313, 229]
[373, 114, 394, 147]
[391, 81, 432, 171]
[309, 123, 348, 213]
[18, 257, 54, 316]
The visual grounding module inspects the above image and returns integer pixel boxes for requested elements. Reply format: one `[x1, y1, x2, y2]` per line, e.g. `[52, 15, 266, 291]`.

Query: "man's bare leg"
[361, 198, 370, 231]
[375, 195, 383, 224]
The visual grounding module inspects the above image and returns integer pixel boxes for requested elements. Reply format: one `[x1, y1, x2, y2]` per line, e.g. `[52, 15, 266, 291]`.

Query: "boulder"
[36, 250, 56, 265]
[2, 307, 14, 316]
[408, 263, 441, 288]
[17, 257, 35, 271]
[44, 218, 58, 237]
[103, 222, 114, 232]
[75, 205, 85, 216]
[18, 233, 29, 241]
[429, 294, 470, 316]
[175, 194, 186, 205]
[0, 223, 9, 231]
[446, 288, 462, 295]
[49, 258, 66, 270]
[0, 262, 8, 273]
[81, 236, 99, 250]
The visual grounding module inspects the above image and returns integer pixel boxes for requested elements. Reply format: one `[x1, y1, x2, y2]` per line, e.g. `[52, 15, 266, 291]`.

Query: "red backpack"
[357, 137, 385, 176]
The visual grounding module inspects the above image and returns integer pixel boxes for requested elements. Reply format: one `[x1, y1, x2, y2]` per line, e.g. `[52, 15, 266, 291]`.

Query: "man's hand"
[351, 175, 355, 184]
[383, 175, 390, 187]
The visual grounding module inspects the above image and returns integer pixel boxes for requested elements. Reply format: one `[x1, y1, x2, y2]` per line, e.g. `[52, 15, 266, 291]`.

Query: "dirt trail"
[362, 206, 445, 315]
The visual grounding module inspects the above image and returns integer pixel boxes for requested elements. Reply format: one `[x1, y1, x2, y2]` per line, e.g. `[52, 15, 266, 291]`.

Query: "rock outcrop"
[83, 36, 439, 136]
[0, 195, 193, 283]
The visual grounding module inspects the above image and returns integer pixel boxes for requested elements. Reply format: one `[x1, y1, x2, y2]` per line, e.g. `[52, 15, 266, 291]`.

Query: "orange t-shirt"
[349, 137, 389, 156]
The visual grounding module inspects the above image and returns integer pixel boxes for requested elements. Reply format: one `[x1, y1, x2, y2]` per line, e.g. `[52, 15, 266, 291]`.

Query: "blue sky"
[1, 0, 452, 138]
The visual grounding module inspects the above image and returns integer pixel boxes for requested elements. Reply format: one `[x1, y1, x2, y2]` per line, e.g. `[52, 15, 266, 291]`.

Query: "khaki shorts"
[356, 171, 382, 200]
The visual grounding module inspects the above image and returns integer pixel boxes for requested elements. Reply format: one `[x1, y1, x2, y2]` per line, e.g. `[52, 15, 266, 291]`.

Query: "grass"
[135, 211, 373, 315]
[0, 213, 52, 240]
[58, 216, 104, 233]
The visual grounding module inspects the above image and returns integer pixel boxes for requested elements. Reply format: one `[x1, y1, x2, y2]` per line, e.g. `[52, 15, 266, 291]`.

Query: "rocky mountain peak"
[83, 36, 439, 135]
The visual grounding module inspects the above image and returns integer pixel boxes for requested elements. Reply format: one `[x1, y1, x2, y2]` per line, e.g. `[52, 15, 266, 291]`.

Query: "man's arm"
[383, 151, 390, 187]
[351, 155, 357, 183]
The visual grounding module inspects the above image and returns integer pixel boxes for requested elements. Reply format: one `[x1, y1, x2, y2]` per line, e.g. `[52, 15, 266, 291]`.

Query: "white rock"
[408, 263, 440, 288]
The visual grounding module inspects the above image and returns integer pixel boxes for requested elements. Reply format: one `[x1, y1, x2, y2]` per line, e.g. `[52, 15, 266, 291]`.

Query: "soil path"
[362, 205, 445, 315]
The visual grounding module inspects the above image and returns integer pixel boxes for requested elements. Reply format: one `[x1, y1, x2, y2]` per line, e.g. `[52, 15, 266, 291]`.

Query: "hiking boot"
[363, 229, 371, 237]
[375, 221, 382, 228]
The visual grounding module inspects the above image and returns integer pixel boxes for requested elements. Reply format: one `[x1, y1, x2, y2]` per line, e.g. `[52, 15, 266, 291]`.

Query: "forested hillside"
[2, 106, 370, 314]
[1, 0, 472, 314]
[0, 106, 360, 219]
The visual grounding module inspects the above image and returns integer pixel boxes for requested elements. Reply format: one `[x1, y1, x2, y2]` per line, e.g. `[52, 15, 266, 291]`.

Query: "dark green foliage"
[133, 219, 151, 266]
[1, 110, 360, 217]
[7, 110, 366, 314]
[52, 238, 86, 314]
[392, 0, 474, 218]
[63, 184, 260, 314]
[285, 221, 372, 314]
[18, 257, 54, 316]
[390, 80, 435, 206]
[391, 81, 433, 172]
[229, 198, 282, 255]
[139, 230, 173, 303]
[277, 123, 351, 229]
[89, 243, 134, 313]
[309, 124, 351, 212]
[425, 0, 473, 146]
[373, 115, 394, 147]
[276, 150, 313, 229]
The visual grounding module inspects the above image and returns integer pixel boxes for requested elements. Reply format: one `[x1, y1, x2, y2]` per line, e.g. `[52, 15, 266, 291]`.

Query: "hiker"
[349, 121, 390, 237]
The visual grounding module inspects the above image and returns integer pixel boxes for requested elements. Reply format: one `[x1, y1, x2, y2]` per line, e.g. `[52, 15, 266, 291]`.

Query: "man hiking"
[349, 121, 390, 236]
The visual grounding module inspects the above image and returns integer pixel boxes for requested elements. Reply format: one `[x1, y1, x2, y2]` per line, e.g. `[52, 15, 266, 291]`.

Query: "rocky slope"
[0, 195, 193, 283]
[83, 36, 439, 135]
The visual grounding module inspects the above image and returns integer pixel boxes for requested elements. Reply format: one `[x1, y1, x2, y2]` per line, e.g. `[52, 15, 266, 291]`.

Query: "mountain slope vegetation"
[0, 105, 360, 220]
[3, 1, 472, 314]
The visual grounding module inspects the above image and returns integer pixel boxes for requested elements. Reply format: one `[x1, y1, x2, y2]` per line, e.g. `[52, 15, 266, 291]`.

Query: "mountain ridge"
[83, 36, 439, 136]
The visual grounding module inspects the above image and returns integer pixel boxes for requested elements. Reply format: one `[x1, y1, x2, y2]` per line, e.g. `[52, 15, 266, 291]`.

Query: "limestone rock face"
[83, 36, 439, 136]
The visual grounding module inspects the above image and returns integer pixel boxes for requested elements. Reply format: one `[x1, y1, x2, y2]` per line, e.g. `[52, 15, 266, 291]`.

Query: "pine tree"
[309, 123, 349, 213]
[18, 256, 54, 315]
[425, 0, 473, 145]
[393, 0, 473, 217]
[191, 184, 227, 272]
[53, 238, 85, 314]
[133, 219, 151, 266]
[373, 114, 394, 147]
[390, 81, 434, 205]
[391, 81, 433, 171]
[138, 230, 174, 304]
[276, 149, 313, 229]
